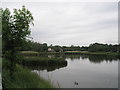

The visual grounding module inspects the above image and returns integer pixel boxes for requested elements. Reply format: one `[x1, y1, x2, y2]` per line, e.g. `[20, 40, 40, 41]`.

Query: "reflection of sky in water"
[33, 56, 118, 88]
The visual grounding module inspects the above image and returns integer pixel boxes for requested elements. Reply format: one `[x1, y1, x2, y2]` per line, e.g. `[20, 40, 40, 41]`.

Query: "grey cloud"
[3, 2, 118, 46]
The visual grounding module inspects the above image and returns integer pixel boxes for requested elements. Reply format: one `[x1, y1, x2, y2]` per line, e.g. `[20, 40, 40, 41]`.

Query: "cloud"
[2, 0, 119, 2]
[2, 2, 118, 46]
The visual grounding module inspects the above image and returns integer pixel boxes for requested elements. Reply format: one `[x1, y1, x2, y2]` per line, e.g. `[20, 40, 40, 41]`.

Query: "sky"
[2, 0, 118, 46]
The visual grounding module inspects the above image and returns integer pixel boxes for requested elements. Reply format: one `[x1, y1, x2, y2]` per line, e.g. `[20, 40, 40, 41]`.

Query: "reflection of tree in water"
[23, 61, 67, 72]
[65, 55, 119, 63]
[26, 54, 119, 71]
[40, 54, 65, 59]
[65, 55, 81, 61]
[46, 54, 120, 63]
[40, 63, 67, 72]
[88, 55, 119, 63]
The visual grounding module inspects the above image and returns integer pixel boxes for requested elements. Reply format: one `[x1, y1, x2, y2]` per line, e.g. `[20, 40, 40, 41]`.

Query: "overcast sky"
[2, 1, 118, 46]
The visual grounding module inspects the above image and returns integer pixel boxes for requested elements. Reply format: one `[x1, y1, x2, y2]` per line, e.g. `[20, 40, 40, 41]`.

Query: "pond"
[32, 55, 119, 88]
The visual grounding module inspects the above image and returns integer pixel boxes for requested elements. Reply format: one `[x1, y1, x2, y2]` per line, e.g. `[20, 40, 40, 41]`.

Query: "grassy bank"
[64, 51, 119, 56]
[22, 63, 67, 72]
[21, 51, 119, 56]
[0, 58, 1, 72]
[3, 58, 54, 88]
[21, 56, 67, 68]
[3, 52, 67, 88]
[3, 63, 53, 88]
[21, 51, 61, 56]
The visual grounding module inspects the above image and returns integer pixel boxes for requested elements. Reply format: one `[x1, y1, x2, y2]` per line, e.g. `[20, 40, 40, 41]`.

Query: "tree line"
[21, 41, 120, 53]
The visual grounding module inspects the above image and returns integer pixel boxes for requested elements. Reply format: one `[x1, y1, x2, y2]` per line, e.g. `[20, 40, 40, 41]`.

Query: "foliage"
[3, 62, 53, 88]
[21, 56, 67, 67]
[52, 45, 61, 52]
[80, 46, 88, 51]
[62, 45, 80, 51]
[88, 43, 120, 52]
[64, 51, 119, 56]
[2, 6, 34, 70]
[2, 6, 34, 53]
[21, 41, 120, 53]
[21, 40, 48, 52]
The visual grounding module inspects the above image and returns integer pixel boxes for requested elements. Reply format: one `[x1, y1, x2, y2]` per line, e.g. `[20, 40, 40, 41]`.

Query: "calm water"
[32, 55, 118, 88]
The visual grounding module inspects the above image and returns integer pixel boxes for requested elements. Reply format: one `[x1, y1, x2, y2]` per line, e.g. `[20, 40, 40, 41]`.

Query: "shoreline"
[21, 51, 119, 56]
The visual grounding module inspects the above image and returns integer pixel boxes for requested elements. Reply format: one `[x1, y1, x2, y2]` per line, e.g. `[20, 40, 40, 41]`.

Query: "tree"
[2, 6, 34, 70]
[0, 8, 1, 56]
[53, 46, 61, 52]
[42, 43, 48, 52]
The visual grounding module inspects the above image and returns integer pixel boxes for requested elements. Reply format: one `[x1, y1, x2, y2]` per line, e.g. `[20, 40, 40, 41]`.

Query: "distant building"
[48, 48, 55, 52]
[48, 47, 63, 52]
[48, 48, 52, 51]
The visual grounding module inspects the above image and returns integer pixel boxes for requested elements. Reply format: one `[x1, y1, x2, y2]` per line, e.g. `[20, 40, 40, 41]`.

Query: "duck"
[74, 81, 78, 85]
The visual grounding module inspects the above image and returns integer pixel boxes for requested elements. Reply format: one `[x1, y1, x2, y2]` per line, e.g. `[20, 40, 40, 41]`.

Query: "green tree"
[42, 43, 48, 52]
[53, 46, 61, 52]
[0, 8, 2, 56]
[2, 6, 34, 70]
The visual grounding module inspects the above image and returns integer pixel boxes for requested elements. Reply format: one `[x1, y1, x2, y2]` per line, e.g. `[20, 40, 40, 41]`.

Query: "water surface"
[33, 55, 118, 88]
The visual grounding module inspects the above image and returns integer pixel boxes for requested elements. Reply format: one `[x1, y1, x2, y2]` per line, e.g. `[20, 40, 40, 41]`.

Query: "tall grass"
[3, 64, 53, 88]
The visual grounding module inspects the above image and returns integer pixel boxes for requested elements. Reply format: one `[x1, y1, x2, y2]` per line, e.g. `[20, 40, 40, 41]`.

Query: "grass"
[21, 50, 119, 56]
[0, 57, 2, 67]
[20, 51, 39, 56]
[3, 63, 53, 88]
[2, 53, 67, 88]
[21, 51, 39, 54]
[19, 55, 67, 72]
[20, 51, 62, 57]
[21, 56, 67, 68]
[64, 51, 119, 56]
[23, 56, 65, 61]
[0, 58, 1, 74]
